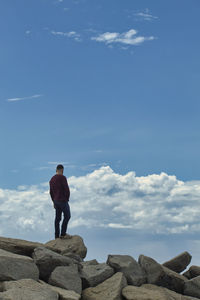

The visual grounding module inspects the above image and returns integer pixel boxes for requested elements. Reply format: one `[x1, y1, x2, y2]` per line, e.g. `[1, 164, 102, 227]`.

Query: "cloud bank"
[0, 166, 200, 241]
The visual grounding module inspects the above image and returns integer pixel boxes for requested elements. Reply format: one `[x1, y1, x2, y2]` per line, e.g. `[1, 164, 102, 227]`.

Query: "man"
[49, 164, 72, 239]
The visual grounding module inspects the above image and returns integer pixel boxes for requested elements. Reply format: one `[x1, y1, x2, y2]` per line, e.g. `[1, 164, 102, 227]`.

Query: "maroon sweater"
[49, 174, 70, 202]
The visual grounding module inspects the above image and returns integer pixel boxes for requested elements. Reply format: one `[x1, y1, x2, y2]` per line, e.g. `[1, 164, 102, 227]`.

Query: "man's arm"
[49, 181, 54, 202]
[62, 176, 70, 201]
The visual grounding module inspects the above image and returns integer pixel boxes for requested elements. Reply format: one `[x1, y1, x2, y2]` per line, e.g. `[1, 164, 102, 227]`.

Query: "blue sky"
[1, 0, 200, 267]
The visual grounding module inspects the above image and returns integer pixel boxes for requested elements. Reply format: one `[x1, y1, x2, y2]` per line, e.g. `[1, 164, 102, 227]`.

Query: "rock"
[45, 235, 87, 259]
[122, 283, 200, 300]
[82, 272, 127, 300]
[39, 280, 81, 300]
[0, 236, 43, 257]
[80, 262, 114, 288]
[62, 252, 83, 263]
[32, 246, 74, 281]
[107, 254, 146, 286]
[184, 275, 200, 298]
[80, 259, 99, 267]
[183, 269, 192, 279]
[187, 266, 200, 279]
[0, 278, 58, 300]
[48, 265, 82, 295]
[138, 254, 188, 293]
[162, 251, 192, 273]
[0, 249, 39, 281]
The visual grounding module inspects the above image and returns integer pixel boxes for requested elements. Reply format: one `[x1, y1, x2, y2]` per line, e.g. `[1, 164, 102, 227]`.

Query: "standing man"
[49, 164, 72, 239]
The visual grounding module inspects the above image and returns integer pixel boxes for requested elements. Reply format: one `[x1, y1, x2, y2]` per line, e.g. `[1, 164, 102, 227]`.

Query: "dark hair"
[56, 164, 64, 170]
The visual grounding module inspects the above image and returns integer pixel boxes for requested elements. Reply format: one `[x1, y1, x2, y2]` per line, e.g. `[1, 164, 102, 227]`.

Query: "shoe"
[60, 233, 73, 239]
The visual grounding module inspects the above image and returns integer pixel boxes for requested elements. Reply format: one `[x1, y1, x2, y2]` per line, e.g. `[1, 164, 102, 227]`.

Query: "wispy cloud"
[51, 30, 81, 42]
[25, 30, 31, 35]
[6, 94, 43, 102]
[91, 29, 155, 46]
[133, 8, 158, 21]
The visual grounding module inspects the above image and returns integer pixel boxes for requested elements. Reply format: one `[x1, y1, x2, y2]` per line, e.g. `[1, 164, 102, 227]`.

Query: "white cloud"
[6, 94, 43, 102]
[0, 166, 200, 242]
[131, 8, 158, 21]
[91, 29, 155, 46]
[51, 30, 81, 42]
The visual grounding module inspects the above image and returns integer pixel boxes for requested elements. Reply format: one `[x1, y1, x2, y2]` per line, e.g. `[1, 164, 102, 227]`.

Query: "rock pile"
[0, 235, 200, 299]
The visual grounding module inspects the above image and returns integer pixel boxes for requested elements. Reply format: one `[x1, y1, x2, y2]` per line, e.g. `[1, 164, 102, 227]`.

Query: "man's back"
[49, 174, 70, 202]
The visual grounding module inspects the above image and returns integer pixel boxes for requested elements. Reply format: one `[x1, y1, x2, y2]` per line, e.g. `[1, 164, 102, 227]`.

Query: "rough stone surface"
[0, 278, 58, 300]
[107, 254, 146, 286]
[183, 269, 192, 279]
[162, 251, 192, 273]
[45, 235, 87, 259]
[184, 275, 200, 298]
[80, 259, 99, 267]
[80, 262, 114, 288]
[0, 249, 39, 281]
[0, 236, 43, 257]
[82, 272, 127, 300]
[138, 254, 188, 293]
[32, 246, 73, 281]
[49, 265, 82, 295]
[186, 266, 200, 279]
[62, 252, 83, 263]
[122, 283, 200, 300]
[39, 280, 81, 300]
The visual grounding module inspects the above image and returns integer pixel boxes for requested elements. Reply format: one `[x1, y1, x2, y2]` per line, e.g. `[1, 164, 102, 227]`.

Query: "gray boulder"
[32, 246, 74, 281]
[82, 272, 127, 300]
[80, 259, 99, 267]
[107, 254, 146, 286]
[122, 283, 200, 300]
[0, 236, 43, 257]
[162, 251, 192, 273]
[0, 278, 58, 300]
[184, 266, 200, 279]
[184, 275, 200, 298]
[138, 254, 188, 293]
[45, 235, 87, 259]
[0, 249, 39, 281]
[80, 263, 114, 288]
[39, 280, 81, 300]
[48, 265, 82, 295]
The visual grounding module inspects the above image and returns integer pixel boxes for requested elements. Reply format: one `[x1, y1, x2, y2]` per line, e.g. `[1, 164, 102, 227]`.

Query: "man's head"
[56, 164, 64, 175]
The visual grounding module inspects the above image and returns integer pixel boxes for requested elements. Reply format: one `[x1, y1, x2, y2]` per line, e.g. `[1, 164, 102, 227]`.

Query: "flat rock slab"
[0, 236, 43, 257]
[107, 254, 146, 286]
[80, 262, 114, 288]
[32, 246, 73, 281]
[82, 272, 127, 300]
[162, 251, 192, 273]
[45, 235, 87, 259]
[122, 283, 200, 300]
[49, 265, 82, 295]
[0, 278, 58, 300]
[0, 249, 39, 281]
[138, 254, 188, 294]
[39, 280, 81, 300]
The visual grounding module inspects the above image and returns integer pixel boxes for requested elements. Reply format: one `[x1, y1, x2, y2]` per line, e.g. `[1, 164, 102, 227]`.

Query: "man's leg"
[61, 202, 71, 236]
[54, 202, 62, 238]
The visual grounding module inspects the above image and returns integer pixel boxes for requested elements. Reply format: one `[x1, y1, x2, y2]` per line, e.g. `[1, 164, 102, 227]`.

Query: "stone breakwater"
[0, 235, 199, 300]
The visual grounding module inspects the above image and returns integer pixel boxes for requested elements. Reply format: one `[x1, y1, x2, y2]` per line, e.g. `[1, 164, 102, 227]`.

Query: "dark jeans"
[54, 200, 71, 238]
